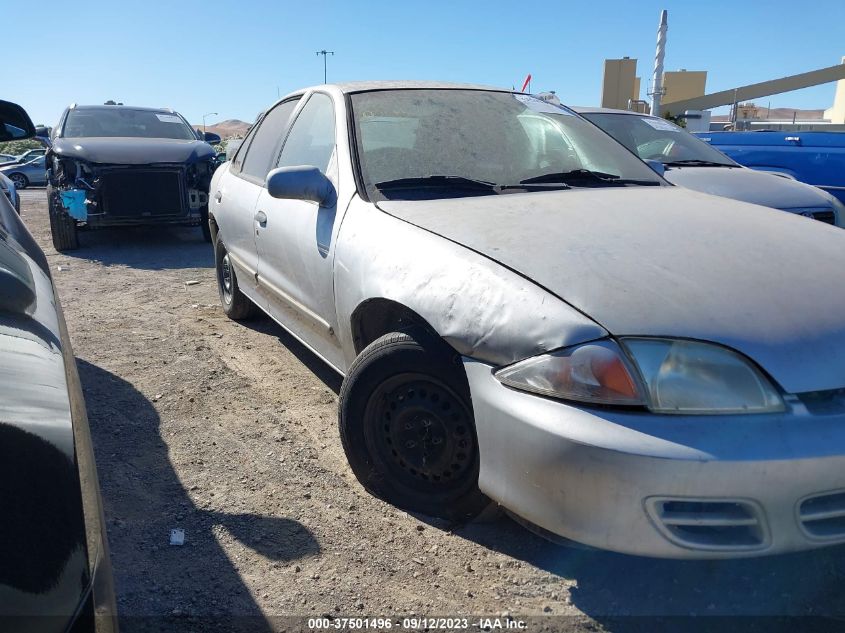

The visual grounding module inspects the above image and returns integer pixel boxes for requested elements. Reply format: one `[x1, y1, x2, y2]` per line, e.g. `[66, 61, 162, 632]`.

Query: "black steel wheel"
[215, 237, 256, 320]
[339, 329, 490, 520]
[365, 374, 476, 490]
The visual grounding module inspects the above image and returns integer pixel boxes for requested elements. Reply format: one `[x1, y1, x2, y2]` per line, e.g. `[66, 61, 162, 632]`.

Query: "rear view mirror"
[0, 100, 36, 142]
[266, 166, 337, 207]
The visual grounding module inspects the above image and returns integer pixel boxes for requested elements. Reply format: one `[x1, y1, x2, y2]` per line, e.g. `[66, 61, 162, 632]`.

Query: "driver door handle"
[255, 210, 268, 225]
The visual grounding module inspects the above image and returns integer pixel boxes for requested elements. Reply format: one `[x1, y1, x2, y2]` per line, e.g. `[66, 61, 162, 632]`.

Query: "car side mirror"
[0, 100, 36, 142]
[266, 166, 337, 207]
[644, 159, 666, 177]
[204, 131, 222, 145]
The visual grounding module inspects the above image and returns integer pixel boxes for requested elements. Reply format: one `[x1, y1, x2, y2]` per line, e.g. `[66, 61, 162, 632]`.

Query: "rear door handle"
[255, 210, 268, 225]
[214, 191, 222, 202]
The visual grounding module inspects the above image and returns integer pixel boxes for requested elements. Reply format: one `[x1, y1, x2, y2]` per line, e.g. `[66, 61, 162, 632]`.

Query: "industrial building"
[600, 10, 845, 132]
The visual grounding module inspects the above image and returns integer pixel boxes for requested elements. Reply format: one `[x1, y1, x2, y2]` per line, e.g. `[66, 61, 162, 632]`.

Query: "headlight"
[494, 340, 645, 406]
[621, 338, 784, 414]
[495, 338, 785, 415]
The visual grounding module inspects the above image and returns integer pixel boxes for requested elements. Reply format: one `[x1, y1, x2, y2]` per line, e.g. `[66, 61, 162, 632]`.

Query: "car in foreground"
[209, 82, 845, 559]
[0, 171, 18, 212]
[45, 104, 222, 251]
[0, 154, 47, 189]
[576, 107, 844, 226]
[695, 130, 845, 206]
[0, 99, 117, 630]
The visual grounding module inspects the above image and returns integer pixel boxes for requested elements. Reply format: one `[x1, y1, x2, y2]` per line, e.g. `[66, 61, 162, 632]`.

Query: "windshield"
[582, 112, 736, 166]
[350, 89, 664, 200]
[62, 108, 197, 140]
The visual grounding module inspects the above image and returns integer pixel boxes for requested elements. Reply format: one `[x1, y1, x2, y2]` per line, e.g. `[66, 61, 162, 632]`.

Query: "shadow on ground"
[58, 225, 212, 270]
[240, 316, 343, 394]
[456, 515, 845, 630]
[77, 359, 319, 632]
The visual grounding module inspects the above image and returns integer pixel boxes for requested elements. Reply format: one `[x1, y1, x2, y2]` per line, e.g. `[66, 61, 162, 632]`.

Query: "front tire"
[339, 329, 490, 521]
[9, 173, 28, 189]
[215, 237, 256, 320]
[47, 185, 79, 251]
[200, 206, 212, 243]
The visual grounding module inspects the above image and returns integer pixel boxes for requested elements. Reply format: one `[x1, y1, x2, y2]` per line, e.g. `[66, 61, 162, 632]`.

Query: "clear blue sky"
[10, 0, 845, 127]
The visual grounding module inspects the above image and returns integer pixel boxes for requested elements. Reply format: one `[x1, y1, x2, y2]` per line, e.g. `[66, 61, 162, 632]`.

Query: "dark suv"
[46, 104, 221, 251]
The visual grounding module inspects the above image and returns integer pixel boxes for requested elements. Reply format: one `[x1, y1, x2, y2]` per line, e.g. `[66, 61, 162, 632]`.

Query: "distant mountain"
[193, 119, 251, 139]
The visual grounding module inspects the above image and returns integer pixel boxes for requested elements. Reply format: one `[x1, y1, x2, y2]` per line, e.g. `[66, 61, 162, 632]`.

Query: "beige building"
[601, 59, 705, 113]
[662, 70, 708, 108]
[601, 58, 640, 109]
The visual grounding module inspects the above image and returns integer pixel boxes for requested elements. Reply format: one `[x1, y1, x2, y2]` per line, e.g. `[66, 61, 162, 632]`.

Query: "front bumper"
[464, 358, 845, 559]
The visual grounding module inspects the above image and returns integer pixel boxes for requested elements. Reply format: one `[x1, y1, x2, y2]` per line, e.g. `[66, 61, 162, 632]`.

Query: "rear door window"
[229, 122, 259, 174]
[239, 98, 302, 182]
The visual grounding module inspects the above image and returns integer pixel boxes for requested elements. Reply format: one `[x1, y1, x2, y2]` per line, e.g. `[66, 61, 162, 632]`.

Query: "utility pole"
[202, 112, 218, 136]
[316, 50, 335, 84]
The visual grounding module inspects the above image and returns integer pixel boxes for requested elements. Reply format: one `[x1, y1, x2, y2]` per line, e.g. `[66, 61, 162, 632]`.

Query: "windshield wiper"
[662, 159, 733, 167]
[374, 175, 573, 198]
[520, 169, 658, 186]
[374, 175, 498, 191]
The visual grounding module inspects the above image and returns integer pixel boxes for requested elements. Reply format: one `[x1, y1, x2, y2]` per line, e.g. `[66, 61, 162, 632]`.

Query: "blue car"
[695, 131, 845, 206]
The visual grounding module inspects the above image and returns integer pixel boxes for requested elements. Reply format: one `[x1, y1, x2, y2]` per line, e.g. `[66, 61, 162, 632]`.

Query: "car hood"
[378, 187, 845, 394]
[0, 161, 40, 173]
[52, 136, 215, 165]
[663, 165, 833, 211]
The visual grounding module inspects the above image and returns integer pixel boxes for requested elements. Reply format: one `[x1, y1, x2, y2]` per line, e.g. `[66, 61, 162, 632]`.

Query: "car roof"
[286, 80, 510, 97]
[71, 104, 177, 114]
[572, 106, 649, 116]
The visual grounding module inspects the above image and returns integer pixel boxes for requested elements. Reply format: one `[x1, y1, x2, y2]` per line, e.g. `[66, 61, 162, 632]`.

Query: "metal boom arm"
[662, 62, 845, 114]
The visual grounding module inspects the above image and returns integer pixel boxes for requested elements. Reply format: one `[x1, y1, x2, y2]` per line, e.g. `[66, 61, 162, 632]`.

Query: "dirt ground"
[18, 188, 845, 632]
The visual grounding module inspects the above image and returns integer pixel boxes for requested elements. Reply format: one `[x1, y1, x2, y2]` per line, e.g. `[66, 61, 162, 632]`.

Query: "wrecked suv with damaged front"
[46, 104, 221, 251]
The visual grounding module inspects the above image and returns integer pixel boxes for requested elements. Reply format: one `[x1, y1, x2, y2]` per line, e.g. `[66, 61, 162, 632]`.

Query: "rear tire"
[215, 236, 256, 320]
[339, 329, 491, 521]
[47, 185, 79, 251]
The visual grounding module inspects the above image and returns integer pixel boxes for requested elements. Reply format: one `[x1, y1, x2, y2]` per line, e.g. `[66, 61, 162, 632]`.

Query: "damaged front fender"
[334, 197, 607, 370]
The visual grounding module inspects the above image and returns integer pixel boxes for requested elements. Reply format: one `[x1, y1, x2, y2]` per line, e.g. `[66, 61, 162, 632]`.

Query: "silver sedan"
[209, 81, 845, 559]
[0, 154, 47, 189]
